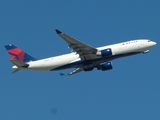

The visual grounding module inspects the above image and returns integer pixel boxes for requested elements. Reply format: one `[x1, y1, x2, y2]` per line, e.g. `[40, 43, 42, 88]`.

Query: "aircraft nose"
[152, 41, 157, 46]
[152, 42, 157, 47]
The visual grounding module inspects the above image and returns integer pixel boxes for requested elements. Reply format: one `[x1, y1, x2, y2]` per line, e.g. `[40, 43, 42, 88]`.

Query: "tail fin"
[5, 44, 37, 63]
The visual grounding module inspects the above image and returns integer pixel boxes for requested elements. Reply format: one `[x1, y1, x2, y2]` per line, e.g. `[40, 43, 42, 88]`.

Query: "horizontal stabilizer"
[10, 59, 29, 68]
[12, 69, 21, 73]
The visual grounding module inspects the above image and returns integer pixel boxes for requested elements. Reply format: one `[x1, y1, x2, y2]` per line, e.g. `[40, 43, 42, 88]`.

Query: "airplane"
[5, 29, 157, 76]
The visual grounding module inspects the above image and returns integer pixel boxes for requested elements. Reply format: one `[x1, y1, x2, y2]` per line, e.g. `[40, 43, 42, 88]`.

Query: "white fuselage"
[13, 39, 156, 71]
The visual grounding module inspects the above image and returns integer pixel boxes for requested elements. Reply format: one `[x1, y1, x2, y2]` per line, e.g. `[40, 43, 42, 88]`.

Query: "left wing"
[56, 29, 100, 61]
[60, 67, 83, 76]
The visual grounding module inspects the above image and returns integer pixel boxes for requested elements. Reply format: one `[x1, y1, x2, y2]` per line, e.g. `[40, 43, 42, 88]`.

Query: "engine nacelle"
[97, 62, 113, 71]
[96, 48, 112, 57]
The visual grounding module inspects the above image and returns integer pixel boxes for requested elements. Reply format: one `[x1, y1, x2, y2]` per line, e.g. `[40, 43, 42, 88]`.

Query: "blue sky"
[0, 0, 160, 120]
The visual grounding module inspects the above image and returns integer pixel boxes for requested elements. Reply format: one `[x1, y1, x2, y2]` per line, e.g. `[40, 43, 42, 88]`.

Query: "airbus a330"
[5, 30, 157, 76]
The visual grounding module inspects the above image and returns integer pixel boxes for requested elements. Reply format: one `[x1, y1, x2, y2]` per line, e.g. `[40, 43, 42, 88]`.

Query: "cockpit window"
[148, 40, 151, 42]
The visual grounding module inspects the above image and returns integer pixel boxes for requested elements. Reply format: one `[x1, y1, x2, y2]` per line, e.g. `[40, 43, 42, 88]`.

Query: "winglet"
[60, 73, 65, 76]
[55, 29, 62, 34]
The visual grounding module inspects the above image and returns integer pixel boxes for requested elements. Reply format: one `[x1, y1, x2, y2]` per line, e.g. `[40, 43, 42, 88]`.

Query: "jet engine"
[96, 48, 112, 57]
[97, 62, 113, 71]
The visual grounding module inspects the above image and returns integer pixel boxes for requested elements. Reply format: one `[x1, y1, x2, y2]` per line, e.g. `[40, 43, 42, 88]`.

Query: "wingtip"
[55, 29, 62, 34]
[60, 73, 65, 76]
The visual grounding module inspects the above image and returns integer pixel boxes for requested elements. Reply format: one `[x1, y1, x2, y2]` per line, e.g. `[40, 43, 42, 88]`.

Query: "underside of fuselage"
[51, 52, 141, 71]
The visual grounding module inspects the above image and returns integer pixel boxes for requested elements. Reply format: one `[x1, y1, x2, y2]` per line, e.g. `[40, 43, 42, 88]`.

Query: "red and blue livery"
[5, 44, 37, 63]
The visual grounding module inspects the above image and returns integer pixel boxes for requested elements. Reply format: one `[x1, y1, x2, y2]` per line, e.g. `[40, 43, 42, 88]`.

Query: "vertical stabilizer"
[5, 44, 37, 63]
